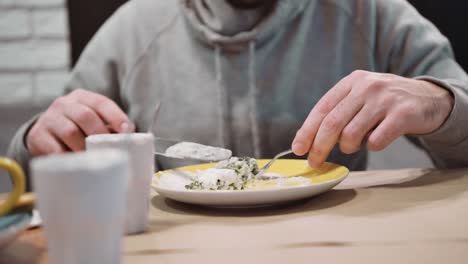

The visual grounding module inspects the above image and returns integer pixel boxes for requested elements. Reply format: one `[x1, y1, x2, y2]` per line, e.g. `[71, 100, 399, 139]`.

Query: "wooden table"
[2, 168, 468, 264]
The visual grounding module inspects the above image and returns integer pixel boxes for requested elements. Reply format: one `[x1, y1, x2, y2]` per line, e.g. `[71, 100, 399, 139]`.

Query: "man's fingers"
[72, 89, 134, 133]
[292, 76, 353, 156]
[26, 89, 135, 157]
[64, 104, 110, 136]
[339, 104, 385, 154]
[308, 95, 364, 168]
[46, 114, 86, 152]
[27, 125, 66, 156]
[367, 116, 404, 151]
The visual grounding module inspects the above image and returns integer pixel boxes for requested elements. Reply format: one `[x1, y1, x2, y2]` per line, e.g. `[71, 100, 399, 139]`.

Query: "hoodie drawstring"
[248, 41, 261, 158]
[214, 44, 229, 149]
[214, 42, 262, 158]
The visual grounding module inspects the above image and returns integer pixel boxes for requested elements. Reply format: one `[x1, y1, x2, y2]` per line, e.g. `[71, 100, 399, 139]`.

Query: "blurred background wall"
[5, 0, 468, 192]
[0, 0, 70, 105]
[0, 0, 70, 192]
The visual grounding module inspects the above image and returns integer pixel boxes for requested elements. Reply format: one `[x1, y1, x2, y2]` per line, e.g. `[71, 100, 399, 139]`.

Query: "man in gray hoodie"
[8, 0, 468, 178]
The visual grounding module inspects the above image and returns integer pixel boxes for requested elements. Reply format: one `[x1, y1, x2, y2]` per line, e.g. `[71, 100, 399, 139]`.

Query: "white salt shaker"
[86, 133, 154, 234]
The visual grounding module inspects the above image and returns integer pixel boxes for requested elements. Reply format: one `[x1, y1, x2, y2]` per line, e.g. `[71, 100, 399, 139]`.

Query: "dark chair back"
[408, 0, 468, 72]
[67, 0, 127, 66]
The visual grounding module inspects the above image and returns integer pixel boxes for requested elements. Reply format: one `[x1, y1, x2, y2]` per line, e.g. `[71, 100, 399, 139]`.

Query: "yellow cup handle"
[0, 158, 25, 216]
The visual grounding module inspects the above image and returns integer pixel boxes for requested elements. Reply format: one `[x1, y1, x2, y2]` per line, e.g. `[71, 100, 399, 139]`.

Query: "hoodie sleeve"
[373, 0, 468, 168]
[6, 1, 140, 182]
[7, 115, 38, 190]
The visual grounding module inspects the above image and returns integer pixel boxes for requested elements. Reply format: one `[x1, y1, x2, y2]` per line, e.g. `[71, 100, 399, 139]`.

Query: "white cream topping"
[164, 142, 232, 161]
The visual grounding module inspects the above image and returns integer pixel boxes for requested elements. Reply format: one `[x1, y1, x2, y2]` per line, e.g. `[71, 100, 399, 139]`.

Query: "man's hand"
[26, 89, 135, 156]
[292, 70, 454, 168]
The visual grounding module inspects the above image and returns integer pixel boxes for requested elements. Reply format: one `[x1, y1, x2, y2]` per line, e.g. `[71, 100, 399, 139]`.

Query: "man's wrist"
[420, 80, 455, 131]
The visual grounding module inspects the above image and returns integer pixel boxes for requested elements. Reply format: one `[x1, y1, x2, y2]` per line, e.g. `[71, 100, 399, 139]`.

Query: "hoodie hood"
[181, 0, 309, 50]
[191, 0, 270, 37]
[180, 0, 310, 157]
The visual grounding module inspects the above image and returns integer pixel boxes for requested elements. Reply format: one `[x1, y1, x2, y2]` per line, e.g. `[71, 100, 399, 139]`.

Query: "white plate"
[152, 160, 349, 207]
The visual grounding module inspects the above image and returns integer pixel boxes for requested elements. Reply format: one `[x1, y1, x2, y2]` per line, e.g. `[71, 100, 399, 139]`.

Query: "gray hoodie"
[8, 0, 468, 179]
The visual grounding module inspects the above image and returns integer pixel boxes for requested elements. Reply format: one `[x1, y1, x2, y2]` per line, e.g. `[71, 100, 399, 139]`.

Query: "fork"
[255, 149, 294, 180]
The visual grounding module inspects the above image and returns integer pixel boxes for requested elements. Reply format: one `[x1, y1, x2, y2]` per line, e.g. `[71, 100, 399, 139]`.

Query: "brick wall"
[0, 0, 70, 106]
[0, 0, 70, 192]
